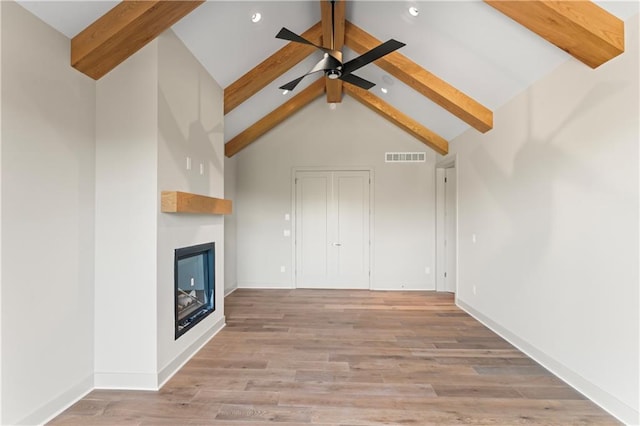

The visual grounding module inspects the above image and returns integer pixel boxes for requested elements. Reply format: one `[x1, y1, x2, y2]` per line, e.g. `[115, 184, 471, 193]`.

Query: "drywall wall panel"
[224, 155, 238, 295]
[156, 30, 225, 382]
[235, 96, 437, 290]
[94, 37, 159, 389]
[1, 2, 95, 423]
[450, 14, 639, 424]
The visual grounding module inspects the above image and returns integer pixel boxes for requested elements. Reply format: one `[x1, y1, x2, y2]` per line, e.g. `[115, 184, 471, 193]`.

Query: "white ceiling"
[17, 1, 639, 145]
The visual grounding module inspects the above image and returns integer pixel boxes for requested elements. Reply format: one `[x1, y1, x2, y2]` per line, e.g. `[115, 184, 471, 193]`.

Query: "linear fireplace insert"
[174, 242, 215, 339]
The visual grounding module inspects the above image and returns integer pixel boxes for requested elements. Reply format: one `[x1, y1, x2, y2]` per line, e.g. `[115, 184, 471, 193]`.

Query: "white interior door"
[295, 170, 370, 289]
[444, 168, 457, 292]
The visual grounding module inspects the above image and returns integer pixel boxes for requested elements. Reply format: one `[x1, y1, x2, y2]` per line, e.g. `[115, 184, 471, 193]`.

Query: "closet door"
[295, 170, 370, 289]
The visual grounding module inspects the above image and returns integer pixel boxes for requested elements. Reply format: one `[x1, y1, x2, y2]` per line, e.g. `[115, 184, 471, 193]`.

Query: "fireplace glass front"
[174, 242, 215, 339]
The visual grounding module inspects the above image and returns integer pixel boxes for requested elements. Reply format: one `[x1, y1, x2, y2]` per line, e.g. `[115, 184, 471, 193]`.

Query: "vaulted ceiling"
[18, 1, 638, 157]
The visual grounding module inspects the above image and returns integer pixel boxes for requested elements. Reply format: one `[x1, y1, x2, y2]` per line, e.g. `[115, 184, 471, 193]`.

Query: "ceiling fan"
[276, 0, 406, 92]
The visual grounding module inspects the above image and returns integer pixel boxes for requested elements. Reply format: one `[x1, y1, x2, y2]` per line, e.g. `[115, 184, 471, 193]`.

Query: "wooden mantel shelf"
[161, 191, 232, 215]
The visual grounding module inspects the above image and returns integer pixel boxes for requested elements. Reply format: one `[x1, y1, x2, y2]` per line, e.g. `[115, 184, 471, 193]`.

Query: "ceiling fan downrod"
[326, 0, 341, 79]
[330, 0, 336, 51]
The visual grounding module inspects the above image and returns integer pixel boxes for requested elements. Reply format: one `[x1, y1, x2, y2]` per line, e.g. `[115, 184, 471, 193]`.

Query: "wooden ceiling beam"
[485, 1, 624, 69]
[344, 21, 493, 134]
[320, 0, 345, 103]
[224, 22, 323, 115]
[71, 0, 203, 80]
[225, 79, 326, 157]
[344, 84, 448, 155]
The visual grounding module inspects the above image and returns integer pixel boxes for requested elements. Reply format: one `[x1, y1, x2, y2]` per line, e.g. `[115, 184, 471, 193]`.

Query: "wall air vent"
[385, 152, 426, 163]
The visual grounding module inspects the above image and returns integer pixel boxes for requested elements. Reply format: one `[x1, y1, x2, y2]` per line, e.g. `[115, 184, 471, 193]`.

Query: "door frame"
[291, 166, 375, 289]
[435, 155, 458, 292]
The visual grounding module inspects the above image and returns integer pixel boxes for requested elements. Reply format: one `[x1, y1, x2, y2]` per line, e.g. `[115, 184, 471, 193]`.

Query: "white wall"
[450, 14, 639, 425]
[224, 155, 238, 295]
[156, 30, 225, 385]
[1, 2, 96, 424]
[0, 2, 4, 422]
[95, 30, 226, 390]
[235, 96, 437, 290]
[0, 4, 226, 421]
[94, 39, 160, 389]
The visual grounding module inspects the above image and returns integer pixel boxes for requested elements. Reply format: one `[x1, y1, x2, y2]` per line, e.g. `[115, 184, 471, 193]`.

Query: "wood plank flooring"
[48, 289, 619, 425]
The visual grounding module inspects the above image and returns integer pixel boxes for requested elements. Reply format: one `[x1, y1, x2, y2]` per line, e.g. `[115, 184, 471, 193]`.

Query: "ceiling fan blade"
[310, 54, 341, 74]
[279, 76, 306, 92]
[276, 27, 318, 46]
[276, 27, 339, 59]
[279, 55, 338, 91]
[339, 73, 376, 90]
[341, 39, 405, 76]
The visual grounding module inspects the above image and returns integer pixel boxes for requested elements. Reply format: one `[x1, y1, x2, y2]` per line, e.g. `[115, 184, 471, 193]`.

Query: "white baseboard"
[94, 372, 159, 390]
[236, 282, 437, 291]
[224, 286, 237, 297]
[237, 281, 293, 289]
[371, 281, 435, 291]
[456, 298, 639, 426]
[23, 374, 93, 426]
[157, 316, 225, 388]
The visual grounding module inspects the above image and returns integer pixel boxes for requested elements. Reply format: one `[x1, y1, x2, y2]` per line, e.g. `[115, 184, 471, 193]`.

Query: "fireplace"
[174, 242, 215, 339]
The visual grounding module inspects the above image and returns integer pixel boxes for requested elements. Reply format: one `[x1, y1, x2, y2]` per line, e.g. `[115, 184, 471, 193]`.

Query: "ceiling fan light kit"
[327, 70, 341, 79]
[275, 0, 405, 92]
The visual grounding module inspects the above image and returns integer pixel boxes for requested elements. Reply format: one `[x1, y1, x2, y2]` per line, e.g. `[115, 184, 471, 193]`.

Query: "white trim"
[23, 374, 93, 426]
[436, 154, 457, 169]
[157, 316, 225, 388]
[435, 155, 457, 293]
[435, 168, 445, 291]
[94, 372, 158, 391]
[224, 287, 238, 297]
[238, 281, 293, 289]
[0, 2, 3, 420]
[371, 281, 434, 291]
[457, 298, 639, 426]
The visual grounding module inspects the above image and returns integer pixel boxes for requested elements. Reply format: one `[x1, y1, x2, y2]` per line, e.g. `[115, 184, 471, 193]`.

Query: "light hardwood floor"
[49, 289, 619, 425]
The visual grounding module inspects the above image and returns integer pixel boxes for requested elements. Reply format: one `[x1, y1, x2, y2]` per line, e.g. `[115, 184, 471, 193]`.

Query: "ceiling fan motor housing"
[325, 50, 343, 79]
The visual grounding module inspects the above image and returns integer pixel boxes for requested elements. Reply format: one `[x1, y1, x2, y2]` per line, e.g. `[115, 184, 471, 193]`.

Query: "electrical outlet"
[186, 157, 192, 170]
[199, 163, 204, 175]
[473, 285, 477, 295]
[425, 266, 431, 275]
[190, 277, 195, 287]
[280, 266, 286, 273]
[283, 229, 291, 237]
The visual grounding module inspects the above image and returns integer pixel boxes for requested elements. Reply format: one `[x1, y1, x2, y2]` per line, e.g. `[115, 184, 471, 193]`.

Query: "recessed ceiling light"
[380, 87, 388, 94]
[408, 6, 419, 17]
[251, 12, 262, 23]
[282, 90, 289, 95]
[329, 103, 337, 110]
